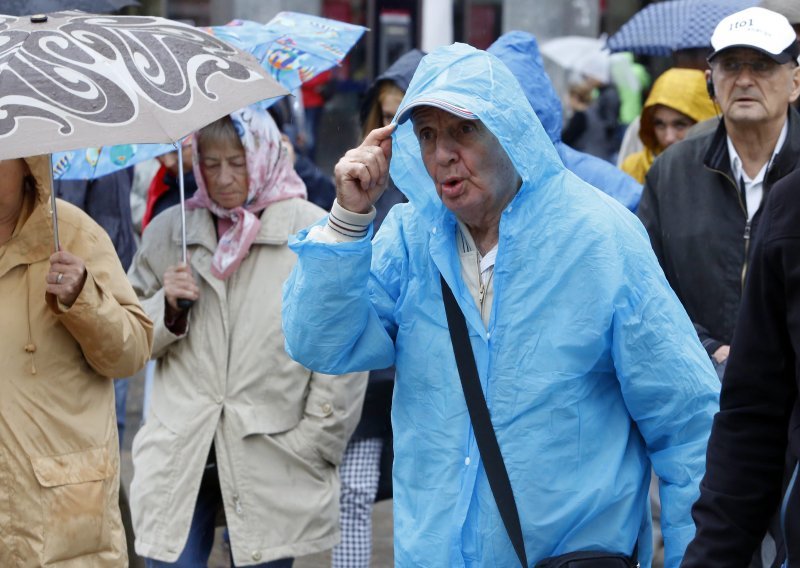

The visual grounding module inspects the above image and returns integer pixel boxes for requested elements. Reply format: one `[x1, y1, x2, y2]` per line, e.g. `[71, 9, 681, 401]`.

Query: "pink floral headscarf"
[186, 105, 307, 279]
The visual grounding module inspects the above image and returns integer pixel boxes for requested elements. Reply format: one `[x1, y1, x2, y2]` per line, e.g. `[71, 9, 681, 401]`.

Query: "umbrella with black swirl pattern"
[0, 11, 287, 251]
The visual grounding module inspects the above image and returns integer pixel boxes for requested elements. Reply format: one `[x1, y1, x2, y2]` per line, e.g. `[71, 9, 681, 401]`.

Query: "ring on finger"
[56, 272, 63, 284]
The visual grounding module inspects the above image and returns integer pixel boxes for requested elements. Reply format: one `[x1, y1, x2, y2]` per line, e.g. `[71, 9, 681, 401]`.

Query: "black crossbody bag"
[440, 275, 639, 568]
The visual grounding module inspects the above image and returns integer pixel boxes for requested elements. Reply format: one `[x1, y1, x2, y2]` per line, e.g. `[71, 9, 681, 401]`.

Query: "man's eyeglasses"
[712, 57, 783, 78]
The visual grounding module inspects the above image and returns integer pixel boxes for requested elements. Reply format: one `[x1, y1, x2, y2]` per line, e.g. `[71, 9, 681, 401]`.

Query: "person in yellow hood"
[622, 68, 719, 183]
[0, 156, 153, 566]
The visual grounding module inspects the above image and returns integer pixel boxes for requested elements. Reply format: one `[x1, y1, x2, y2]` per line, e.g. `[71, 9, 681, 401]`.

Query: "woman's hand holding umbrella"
[164, 263, 199, 315]
[47, 250, 87, 308]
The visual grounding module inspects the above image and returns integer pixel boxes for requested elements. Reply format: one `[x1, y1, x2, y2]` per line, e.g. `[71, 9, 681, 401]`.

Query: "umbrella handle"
[49, 155, 60, 252]
[176, 140, 194, 313]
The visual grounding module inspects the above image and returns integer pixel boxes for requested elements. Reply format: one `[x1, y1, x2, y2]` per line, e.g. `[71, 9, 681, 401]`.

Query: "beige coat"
[128, 198, 367, 566]
[0, 156, 154, 567]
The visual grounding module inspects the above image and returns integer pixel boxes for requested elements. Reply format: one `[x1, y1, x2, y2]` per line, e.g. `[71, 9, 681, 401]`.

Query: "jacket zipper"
[742, 220, 752, 289]
[709, 168, 750, 289]
[782, 462, 798, 567]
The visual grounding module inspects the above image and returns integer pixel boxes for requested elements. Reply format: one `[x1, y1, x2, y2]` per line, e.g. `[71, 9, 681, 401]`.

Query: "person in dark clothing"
[638, 7, 800, 381]
[682, 157, 800, 568]
[330, 49, 423, 568]
[268, 99, 336, 210]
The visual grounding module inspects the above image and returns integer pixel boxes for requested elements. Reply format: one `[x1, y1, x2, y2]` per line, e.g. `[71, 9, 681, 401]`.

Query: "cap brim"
[396, 97, 478, 124]
[708, 44, 797, 64]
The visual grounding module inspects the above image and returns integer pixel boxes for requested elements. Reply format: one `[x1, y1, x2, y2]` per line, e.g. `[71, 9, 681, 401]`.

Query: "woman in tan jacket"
[0, 155, 154, 566]
[127, 106, 367, 567]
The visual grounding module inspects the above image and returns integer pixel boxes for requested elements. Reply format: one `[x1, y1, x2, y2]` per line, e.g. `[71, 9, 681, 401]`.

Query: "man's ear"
[705, 69, 715, 100]
[789, 64, 800, 104]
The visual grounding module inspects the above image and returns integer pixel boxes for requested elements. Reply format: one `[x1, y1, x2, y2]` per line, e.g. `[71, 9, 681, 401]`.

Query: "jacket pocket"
[271, 422, 334, 480]
[29, 447, 113, 564]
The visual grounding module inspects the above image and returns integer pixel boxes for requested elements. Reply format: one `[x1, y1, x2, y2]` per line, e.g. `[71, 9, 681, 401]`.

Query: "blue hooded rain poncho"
[283, 43, 719, 567]
[487, 31, 642, 212]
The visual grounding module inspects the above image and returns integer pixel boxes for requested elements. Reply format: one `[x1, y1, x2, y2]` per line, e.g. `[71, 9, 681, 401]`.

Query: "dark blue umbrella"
[607, 0, 758, 57]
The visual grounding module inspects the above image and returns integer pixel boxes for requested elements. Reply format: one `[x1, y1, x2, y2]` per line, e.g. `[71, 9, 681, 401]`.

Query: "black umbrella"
[2, 0, 139, 16]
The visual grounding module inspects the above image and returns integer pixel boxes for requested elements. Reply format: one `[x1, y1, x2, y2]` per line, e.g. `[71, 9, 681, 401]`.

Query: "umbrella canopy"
[52, 11, 367, 180]
[0, 11, 287, 161]
[207, 12, 367, 94]
[540, 36, 610, 83]
[0, 10, 287, 256]
[607, 0, 758, 57]
[1, 0, 139, 16]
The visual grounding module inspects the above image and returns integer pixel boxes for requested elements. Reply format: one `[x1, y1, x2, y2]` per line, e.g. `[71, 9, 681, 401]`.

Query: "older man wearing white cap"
[638, 7, 800, 382]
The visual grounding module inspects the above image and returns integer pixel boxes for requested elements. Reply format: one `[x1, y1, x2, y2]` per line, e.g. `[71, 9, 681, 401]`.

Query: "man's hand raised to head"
[334, 123, 396, 214]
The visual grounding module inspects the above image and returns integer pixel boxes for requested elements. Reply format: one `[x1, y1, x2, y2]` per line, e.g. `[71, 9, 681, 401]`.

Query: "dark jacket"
[54, 168, 137, 270]
[638, 109, 800, 355]
[682, 167, 800, 567]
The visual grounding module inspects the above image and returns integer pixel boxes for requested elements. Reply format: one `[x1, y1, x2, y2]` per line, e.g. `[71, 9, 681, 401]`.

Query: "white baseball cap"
[709, 6, 799, 63]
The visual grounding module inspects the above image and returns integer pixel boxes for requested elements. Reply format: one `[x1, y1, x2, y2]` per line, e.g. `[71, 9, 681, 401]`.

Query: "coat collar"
[173, 198, 300, 251]
[704, 107, 800, 183]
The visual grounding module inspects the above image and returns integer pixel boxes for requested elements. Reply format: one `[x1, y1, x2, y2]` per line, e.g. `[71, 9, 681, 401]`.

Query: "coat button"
[321, 402, 333, 415]
[252, 551, 262, 561]
[215, 396, 223, 404]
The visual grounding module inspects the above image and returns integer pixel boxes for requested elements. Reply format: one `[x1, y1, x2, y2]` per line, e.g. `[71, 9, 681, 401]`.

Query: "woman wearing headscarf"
[0, 156, 153, 566]
[127, 105, 367, 567]
[621, 68, 719, 183]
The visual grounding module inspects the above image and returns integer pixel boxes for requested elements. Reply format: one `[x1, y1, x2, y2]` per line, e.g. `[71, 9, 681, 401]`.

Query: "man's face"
[412, 107, 520, 227]
[709, 48, 800, 127]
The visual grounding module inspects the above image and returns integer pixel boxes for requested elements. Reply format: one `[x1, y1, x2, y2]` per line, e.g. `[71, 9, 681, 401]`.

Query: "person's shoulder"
[647, 126, 714, 183]
[141, 204, 182, 242]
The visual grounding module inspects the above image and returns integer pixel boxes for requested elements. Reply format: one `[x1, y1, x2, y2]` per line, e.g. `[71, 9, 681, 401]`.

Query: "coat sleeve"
[48, 224, 153, 378]
[282, 208, 408, 375]
[126, 221, 187, 359]
[682, 186, 798, 566]
[610, 223, 720, 568]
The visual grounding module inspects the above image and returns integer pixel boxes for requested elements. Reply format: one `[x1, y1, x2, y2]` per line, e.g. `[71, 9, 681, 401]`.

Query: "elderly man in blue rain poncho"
[282, 44, 719, 568]
[487, 31, 642, 211]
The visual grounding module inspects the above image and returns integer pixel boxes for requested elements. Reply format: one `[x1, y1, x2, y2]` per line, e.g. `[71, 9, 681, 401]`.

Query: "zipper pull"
[478, 282, 485, 304]
[234, 493, 243, 515]
[744, 221, 752, 240]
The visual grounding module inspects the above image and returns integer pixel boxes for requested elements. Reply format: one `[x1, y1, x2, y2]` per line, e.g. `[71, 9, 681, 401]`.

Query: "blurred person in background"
[562, 49, 622, 163]
[127, 105, 367, 567]
[621, 68, 719, 183]
[489, 31, 642, 211]
[141, 140, 197, 233]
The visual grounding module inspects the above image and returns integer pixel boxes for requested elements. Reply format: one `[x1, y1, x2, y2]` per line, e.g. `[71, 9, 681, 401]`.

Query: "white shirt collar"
[727, 119, 788, 185]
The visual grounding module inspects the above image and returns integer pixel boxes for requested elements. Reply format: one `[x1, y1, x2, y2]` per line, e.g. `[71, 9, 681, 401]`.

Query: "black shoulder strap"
[440, 275, 528, 568]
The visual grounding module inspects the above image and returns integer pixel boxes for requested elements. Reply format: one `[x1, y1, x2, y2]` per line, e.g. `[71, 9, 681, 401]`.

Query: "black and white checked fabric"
[607, 0, 757, 56]
[332, 437, 384, 568]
